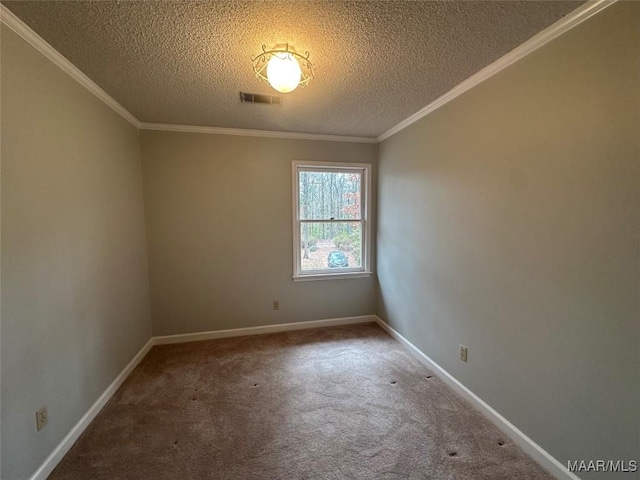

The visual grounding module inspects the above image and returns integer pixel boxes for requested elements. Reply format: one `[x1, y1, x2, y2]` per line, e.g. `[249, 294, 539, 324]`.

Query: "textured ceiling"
[3, 1, 583, 138]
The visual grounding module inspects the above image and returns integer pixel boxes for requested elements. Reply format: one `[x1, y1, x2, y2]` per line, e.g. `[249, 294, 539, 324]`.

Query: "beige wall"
[141, 131, 377, 336]
[3, 2, 638, 478]
[377, 2, 639, 475]
[1, 27, 152, 480]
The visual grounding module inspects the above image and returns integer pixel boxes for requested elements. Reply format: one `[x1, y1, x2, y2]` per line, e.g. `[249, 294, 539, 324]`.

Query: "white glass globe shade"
[266, 52, 302, 93]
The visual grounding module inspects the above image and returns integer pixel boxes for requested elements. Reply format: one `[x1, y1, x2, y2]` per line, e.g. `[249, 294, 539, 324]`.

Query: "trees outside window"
[293, 161, 371, 280]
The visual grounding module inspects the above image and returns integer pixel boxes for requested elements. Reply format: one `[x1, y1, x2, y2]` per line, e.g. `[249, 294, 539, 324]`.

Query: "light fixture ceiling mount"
[252, 43, 314, 94]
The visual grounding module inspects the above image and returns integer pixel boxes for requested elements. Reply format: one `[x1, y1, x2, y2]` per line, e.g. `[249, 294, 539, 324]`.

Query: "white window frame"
[292, 160, 372, 281]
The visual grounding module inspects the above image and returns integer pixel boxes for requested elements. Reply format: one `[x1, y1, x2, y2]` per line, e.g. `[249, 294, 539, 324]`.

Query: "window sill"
[292, 271, 373, 282]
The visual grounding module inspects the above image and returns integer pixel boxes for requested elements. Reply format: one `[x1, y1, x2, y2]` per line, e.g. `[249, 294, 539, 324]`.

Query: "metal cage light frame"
[251, 43, 314, 91]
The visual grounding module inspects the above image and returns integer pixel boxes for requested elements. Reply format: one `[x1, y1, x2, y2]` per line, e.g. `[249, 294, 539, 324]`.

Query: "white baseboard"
[28, 315, 376, 479]
[29, 338, 154, 480]
[373, 316, 580, 480]
[31, 315, 568, 480]
[153, 315, 377, 345]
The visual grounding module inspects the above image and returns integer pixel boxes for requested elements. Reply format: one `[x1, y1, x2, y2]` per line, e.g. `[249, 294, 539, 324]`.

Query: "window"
[292, 161, 372, 281]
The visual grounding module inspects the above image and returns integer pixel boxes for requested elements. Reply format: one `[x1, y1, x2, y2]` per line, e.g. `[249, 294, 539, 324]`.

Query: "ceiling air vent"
[240, 92, 282, 106]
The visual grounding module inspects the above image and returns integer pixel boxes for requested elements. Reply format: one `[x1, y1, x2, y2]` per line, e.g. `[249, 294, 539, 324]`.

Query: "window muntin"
[293, 162, 371, 279]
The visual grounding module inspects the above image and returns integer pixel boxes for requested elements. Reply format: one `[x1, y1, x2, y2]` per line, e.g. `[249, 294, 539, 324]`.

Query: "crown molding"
[0, 6, 372, 145]
[1, 1, 616, 144]
[139, 123, 378, 144]
[377, 0, 618, 142]
[0, 4, 141, 128]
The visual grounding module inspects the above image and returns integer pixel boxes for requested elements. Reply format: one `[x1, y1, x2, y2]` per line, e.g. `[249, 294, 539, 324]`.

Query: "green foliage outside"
[299, 170, 363, 264]
[333, 230, 361, 264]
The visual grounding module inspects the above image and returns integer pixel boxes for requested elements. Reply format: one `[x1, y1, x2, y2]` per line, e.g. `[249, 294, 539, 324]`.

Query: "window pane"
[300, 222, 362, 271]
[299, 171, 362, 220]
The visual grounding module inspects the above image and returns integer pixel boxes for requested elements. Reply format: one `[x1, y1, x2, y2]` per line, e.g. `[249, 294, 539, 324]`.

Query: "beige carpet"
[49, 323, 553, 479]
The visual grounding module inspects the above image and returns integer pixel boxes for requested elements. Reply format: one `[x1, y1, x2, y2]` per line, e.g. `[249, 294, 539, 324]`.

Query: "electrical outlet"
[36, 407, 48, 431]
[272, 300, 279, 310]
[459, 345, 468, 363]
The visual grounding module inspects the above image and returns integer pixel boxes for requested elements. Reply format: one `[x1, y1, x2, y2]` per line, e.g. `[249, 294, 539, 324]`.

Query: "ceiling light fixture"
[252, 44, 313, 94]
